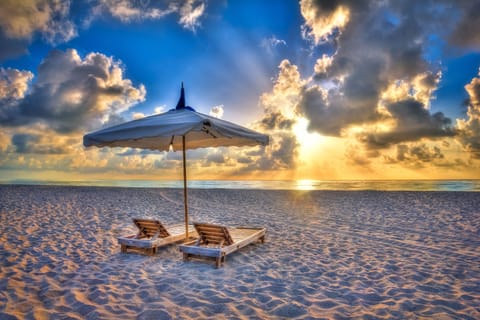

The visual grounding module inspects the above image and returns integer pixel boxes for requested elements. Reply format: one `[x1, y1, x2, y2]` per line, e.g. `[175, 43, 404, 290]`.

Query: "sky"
[1, 0, 480, 183]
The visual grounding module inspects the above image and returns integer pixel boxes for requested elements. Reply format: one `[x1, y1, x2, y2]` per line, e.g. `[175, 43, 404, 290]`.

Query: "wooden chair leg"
[216, 254, 225, 268]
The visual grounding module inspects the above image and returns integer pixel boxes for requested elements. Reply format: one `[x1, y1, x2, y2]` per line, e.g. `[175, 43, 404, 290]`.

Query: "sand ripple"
[0, 186, 479, 319]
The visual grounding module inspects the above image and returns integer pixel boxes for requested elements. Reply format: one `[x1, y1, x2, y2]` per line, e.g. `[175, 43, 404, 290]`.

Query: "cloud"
[205, 151, 225, 165]
[0, 67, 34, 99]
[0, 0, 208, 62]
[313, 54, 333, 77]
[243, 0, 480, 175]
[260, 111, 294, 131]
[381, 143, 447, 169]
[399, 144, 444, 163]
[261, 35, 287, 56]
[12, 132, 70, 154]
[241, 60, 303, 173]
[297, 83, 381, 136]
[448, 1, 480, 49]
[360, 98, 456, 149]
[260, 60, 306, 113]
[132, 112, 146, 119]
[154, 105, 166, 114]
[293, 0, 473, 150]
[457, 69, 480, 159]
[11, 133, 36, 154]
[0, 0, 76, 44]
[345, 144, 373, 167]
[209, 105, 224, 118]
[91, 0, 176, 23]
[92, 0, 206, 31]
[269, 133, 298, 169]
[262, 36, 286, 48]
[178, 0, 205, 31]
[0, 49, 146, 133]
[0, 130, 9, 152]
[116, 148, 157, 157]
[237, 133, 298, 173]
[300, 0, 350, 44]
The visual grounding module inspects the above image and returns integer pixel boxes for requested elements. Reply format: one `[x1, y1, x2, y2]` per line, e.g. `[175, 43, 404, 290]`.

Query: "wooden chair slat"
[194, 223, 234, 246]
[133, 218, 170, 238]
[199, 231, 226, 238]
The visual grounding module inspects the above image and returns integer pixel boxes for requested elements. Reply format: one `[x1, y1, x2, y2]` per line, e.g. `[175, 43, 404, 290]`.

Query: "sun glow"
[292, 116, 336, 180]
[293, 117, 325, 152]
[296, 179, 316, 190]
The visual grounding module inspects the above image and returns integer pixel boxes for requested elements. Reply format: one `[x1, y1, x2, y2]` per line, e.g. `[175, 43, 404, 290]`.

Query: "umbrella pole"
[182, 135, 189, 240]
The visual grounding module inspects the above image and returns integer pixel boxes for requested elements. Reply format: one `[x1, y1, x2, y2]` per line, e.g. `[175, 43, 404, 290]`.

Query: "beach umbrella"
[83, 84, 269, 239]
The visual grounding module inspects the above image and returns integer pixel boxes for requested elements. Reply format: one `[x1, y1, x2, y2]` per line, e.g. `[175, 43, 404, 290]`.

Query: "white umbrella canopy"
[83, 105, 268, 151]
[83, 84, 269, 239]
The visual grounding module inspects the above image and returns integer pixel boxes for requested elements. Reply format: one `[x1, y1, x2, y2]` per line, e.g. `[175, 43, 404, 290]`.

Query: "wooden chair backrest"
[194, 223, 234, 246]
[133, 218, 170, 239]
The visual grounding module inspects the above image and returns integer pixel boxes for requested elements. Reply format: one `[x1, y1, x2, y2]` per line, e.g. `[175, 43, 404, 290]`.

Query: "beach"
[0, 185, 479, 319]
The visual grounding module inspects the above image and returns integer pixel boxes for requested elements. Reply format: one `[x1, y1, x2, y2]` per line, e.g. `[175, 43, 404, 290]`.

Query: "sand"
[0, 185, 479, 319]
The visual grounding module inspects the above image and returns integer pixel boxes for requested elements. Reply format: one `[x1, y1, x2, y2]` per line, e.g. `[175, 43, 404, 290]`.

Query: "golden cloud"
[0, 0, 76, 44]
[456, 69, 480, 158]
[300, 0, 350, 44]
[0, 67, 33, 99]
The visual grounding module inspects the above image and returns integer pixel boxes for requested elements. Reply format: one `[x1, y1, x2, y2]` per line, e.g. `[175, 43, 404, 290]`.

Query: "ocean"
[2, 179, 480, 191]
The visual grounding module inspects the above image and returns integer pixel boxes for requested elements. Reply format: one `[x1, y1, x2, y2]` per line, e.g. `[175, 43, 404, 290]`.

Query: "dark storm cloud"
[260, 111, 295, 130]
[298, 0, 475, 147]
[232, 132, 298, 175]
[271, 134, 298, 167]
[298, 83, 382, 136]
[409, 145, 444, 162]
[396, 144, 444, 163]
[11, 134, 38, 154]
[448, 1, 480, 49]
[380, 143, 448, 168]
[242, 133, 299, 172]
[360, 99, 456, 149]
[12, 133, 68, 154]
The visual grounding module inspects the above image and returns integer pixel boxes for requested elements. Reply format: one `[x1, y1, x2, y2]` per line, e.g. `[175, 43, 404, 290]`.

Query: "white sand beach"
[0, 185, 479, 319]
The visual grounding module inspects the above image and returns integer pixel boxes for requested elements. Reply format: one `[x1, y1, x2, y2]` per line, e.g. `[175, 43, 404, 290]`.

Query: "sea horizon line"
[1, 179, 480, 192]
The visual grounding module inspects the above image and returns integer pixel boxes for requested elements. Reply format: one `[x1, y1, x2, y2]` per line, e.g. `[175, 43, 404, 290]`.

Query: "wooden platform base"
[180, 226, 266, 268]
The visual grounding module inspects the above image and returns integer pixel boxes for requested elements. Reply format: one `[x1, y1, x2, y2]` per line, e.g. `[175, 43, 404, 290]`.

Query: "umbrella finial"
[176, 82, 186, 110]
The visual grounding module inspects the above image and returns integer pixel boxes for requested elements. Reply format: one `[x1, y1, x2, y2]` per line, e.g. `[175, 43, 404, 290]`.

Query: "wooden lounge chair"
[118, 218, 197, 255]
[179, 222, 266, 268]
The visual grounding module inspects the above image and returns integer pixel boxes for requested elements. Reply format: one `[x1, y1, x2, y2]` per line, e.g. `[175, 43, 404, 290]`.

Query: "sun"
[291, 116, 356, 180]
[292, 116, 329, 176]
[293, 116, 326, 155]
